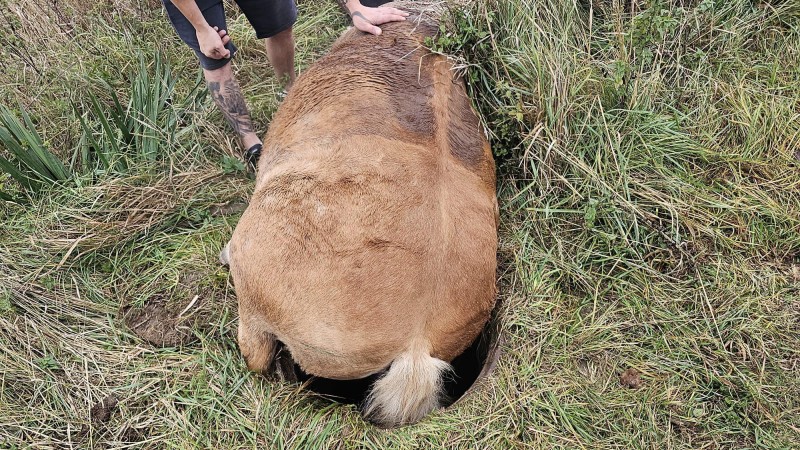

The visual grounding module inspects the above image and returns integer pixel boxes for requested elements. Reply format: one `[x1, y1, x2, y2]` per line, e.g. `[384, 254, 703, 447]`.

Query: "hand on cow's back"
[346, 2, 409, 36]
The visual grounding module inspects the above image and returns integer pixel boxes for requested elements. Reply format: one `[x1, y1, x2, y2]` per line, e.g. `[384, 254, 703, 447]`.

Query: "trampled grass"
[1, 0, 799, 448]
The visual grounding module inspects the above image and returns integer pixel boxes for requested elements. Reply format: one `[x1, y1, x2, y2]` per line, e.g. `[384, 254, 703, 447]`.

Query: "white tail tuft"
[219, 242, 231, 266]
[363, 344, 451, 427]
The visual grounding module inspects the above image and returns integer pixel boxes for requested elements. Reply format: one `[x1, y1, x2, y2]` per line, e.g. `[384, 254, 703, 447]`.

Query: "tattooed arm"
[337, 0, 409, 36]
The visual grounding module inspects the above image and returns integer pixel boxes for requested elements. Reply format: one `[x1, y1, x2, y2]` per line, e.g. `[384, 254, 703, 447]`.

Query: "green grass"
[1, 0, 799, 448]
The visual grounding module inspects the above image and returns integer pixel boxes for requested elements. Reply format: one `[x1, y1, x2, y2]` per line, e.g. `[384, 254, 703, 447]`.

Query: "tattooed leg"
[204, 63, 261, 150]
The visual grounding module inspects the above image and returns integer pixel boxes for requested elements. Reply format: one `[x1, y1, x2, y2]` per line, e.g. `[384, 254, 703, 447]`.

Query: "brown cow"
[222, 7, 497, 427]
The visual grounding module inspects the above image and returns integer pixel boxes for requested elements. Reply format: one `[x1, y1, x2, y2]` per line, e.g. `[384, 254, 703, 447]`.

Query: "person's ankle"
[242, 133, 261, 149]
[244, 142, 263, 171]
[277, 73, 295, 92]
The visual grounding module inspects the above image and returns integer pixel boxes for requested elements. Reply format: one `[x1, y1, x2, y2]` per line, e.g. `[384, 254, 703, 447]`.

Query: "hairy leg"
[203, 62, 261, 150]
[265, 27, 296, 89]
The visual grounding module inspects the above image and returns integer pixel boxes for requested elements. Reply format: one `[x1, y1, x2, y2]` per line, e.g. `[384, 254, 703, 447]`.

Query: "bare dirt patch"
[78, 394, 120, 439]
[119, 271, 215, 347]
[91, 395, 119, 424]
[620, 368, 643, 389]
[121, 296, 196, 347]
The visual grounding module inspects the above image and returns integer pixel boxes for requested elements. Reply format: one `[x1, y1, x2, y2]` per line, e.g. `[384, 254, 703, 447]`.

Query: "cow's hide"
[226, 4, 497, 425]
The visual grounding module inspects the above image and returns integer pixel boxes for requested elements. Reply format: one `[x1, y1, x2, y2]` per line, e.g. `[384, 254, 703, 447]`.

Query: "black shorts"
[163, 0, 297, 70]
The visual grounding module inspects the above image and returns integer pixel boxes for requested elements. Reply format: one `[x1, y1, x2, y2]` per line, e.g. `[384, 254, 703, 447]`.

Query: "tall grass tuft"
[1, 52, 203, 199]
[74, 52, 204, 175]
[0, 104, 71, 198]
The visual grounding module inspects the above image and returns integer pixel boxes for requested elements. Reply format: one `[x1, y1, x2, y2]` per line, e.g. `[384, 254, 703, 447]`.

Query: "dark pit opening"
[279, 311, 502, 409]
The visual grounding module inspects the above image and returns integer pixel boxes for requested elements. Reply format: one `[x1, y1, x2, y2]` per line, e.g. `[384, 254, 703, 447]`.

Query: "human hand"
[345, 1, 409, 36]
[197, 25, 231, 59]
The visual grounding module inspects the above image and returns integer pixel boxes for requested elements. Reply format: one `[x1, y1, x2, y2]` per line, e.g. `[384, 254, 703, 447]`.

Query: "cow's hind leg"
[237, 319, 278, 377]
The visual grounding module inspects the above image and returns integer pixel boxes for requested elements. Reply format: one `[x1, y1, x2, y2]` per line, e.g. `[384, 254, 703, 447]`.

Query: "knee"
[267, 27, 294, 44]
[202, 60, 233, 83]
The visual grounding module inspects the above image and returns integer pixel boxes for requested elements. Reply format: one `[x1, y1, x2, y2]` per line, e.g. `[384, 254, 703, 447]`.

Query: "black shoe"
[244, 143, 262, 171]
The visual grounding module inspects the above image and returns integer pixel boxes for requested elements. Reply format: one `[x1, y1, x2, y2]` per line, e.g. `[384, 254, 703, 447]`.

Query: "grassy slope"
[1, 0, 799, 448]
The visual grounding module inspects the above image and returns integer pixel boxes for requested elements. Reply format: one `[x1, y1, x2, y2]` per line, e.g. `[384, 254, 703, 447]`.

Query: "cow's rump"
[230, 132, 495, 379]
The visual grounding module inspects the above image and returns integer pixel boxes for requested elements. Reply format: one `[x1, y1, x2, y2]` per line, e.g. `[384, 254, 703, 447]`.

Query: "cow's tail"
[219, 241, 231, 266]
[363, 341, 451, 427]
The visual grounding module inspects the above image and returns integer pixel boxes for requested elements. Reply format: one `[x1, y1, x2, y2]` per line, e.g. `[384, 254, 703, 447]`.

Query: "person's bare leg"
[203, 62, 261, 151]
[265, 27, 295, 89]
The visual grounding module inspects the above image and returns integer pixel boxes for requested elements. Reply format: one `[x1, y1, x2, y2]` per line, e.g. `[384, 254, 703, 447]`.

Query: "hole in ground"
[280, 310, 502, 409]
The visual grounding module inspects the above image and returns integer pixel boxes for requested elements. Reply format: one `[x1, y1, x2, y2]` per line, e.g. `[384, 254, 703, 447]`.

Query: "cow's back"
[229, 18, 497, 380]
